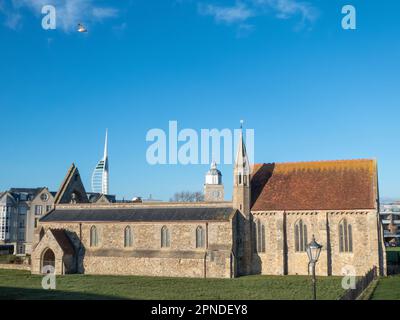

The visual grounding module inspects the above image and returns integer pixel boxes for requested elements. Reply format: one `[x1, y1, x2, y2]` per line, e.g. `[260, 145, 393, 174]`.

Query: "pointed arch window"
[196, 226, 205, 248]
[255, 219, 266, 253]
[294, 219, 308, 252]
[124, 226, 133, 247]
[161, 226, 170, 248]
[339, 219, 353, 252]
[90, 226, 98, 247]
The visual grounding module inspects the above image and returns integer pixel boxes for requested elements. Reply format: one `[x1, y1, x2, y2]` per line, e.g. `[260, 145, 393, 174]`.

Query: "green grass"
[386, 247, 400, 252]
[370, 275, 400, 300]
[0, 269, 345, 300]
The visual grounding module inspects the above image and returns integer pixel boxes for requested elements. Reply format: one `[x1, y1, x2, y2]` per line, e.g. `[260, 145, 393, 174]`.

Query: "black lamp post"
[306, 235, 322, 300]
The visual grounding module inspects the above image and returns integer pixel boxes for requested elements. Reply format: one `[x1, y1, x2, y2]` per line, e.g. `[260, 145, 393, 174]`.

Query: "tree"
[170, 191, 204, 202]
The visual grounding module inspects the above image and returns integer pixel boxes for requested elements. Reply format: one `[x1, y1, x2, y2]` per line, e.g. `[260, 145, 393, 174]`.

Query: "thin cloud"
[3, 11, 22, 29]
[1, 0, 119, 32]
[198, 0, 319, 31]
[258, 0, 318, 22]
[198, 3, 254, 24]
[91, 7, 118, 20]
[0, 0, 22, 30]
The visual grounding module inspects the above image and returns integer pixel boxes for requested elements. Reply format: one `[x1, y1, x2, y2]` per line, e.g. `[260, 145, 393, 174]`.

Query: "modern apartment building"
[0, 188, 55, 255]
[380, 202, 400, 246]
[0, 187, 117, 255]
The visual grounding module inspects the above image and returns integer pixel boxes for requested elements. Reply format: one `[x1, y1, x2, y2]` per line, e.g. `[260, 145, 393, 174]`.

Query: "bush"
[0, 255, 24, 264]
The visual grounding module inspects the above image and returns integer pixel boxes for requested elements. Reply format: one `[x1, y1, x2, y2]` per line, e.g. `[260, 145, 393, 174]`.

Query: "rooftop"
[40, 206, 236, 222]
[251, 159, 377, 211]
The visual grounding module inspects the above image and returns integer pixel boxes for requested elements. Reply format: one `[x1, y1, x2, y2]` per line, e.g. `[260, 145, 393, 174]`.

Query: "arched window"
[90, 226, 98, 247]
[294, 219, 308, 252]
[124, 226, 133, 247]
[255, 219, 266, 253]
[339, 219, 353, 252]
[196, 226, 205, 248]
[161, 226, 170, 248]
[261, 224, 265, 252]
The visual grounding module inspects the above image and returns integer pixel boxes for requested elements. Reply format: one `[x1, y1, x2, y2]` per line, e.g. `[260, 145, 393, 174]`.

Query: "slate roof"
[49, 229, 75, 254]
[41, 206, 236, 222]
[251, 159, 377, 211]
[9, 187, 44, 194]
[87, 193, 116, 203]
[9, 188, 44, 201]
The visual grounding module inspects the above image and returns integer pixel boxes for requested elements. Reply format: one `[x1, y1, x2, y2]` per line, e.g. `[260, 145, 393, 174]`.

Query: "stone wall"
[252, 209, 386, 276]
[0, 264, 31, 271]
[286, 211, 329, 275]
[252, 212, 285, 275]
[34, 219, 235, 278]
[328, 210, 385, 276]
[31, 230, 75, 275]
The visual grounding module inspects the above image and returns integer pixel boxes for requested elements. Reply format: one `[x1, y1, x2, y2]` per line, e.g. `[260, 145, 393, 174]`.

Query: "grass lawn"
[370, 275, 400, 300]
[0, 269, 345, 300]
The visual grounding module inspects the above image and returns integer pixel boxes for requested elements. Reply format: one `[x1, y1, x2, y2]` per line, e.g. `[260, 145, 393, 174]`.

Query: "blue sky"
[0, 0, 399, 201]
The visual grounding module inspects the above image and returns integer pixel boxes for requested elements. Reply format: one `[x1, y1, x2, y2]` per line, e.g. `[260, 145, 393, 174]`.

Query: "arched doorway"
[41, 248, 55, 273]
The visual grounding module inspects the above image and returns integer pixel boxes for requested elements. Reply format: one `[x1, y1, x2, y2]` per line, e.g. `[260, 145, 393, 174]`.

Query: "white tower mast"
[91, 129, 109, 195]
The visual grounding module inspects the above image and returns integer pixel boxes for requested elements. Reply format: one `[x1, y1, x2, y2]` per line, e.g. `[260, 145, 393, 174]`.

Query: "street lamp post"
[306, 235, 322, 300]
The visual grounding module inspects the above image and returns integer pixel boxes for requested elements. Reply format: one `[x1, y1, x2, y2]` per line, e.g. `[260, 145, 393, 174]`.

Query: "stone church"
[31, 130, 386, 278]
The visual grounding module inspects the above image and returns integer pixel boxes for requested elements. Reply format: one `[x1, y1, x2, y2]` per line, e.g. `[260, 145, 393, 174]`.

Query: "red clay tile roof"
[251, 159, 377, 211]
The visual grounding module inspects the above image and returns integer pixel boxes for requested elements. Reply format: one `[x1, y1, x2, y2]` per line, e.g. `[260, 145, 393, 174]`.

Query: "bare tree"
[170, 191, 204, 202]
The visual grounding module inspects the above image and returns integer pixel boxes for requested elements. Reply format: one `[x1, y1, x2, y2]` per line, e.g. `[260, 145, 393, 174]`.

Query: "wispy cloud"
[259, 0, 318, 22]
[198, 2, 254, 24]
[0, 0, 22, 30]
[91, 7, 118, 20]
[1, 0, 119, 32]
[198, 0, 319, 31]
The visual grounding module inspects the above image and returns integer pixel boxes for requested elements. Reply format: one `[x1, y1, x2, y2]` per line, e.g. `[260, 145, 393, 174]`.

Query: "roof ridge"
[253, 158, 374, 166]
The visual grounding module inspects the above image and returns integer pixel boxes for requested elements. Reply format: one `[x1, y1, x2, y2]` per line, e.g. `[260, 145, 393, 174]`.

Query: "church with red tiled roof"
[31, 129, 386, 278]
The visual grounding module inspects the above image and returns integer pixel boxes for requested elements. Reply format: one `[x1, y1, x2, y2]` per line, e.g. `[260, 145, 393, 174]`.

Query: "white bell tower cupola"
[205, 161, 222, 185]
[204, 161, 224, 202]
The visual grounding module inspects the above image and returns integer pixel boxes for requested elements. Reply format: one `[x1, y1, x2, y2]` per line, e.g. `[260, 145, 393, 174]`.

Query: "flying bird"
[77, 23, 87, 33]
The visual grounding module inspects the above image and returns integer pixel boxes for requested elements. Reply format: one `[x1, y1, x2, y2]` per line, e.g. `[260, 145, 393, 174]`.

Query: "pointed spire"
[103, 128, 108, 160]
[235, 121, 250, 173]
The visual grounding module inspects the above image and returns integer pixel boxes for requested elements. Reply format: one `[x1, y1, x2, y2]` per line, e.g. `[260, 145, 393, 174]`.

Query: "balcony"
[384, 230, 400, 238]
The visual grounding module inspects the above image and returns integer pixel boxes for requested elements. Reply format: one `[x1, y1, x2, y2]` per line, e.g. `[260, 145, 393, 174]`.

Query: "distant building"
[204, 161, 224, 202]
[91, 129, 109, 195]
[142, 195, 163, 203]
[0, 188, 55, 255]
[380, 202, 400, 246]
[0, 176, 116, 255]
